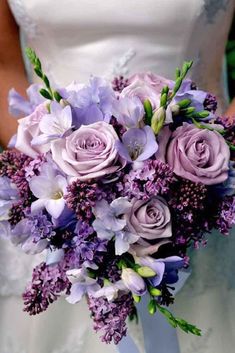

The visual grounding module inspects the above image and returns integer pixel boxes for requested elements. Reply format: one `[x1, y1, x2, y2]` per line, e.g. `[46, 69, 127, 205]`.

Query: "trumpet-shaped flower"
[29, 162, 68, 219]
[93, 198, 139, 255]
[116, 126, 158, 164]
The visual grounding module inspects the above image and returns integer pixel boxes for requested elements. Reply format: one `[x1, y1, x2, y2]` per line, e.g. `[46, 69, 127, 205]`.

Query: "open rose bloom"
[1, 52, 234, 344]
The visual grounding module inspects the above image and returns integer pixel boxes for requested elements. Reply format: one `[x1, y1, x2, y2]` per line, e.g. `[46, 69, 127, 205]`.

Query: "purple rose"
[167, 123, 230, 185]
[15, 103, 49, 158]
[51, 121, 122, 180]
[120, 72, 173, 109]
[127, 196, 172, 256]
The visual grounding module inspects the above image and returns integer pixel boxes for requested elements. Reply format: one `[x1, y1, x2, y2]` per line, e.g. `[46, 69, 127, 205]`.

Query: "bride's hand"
[0, 0, 28, 148]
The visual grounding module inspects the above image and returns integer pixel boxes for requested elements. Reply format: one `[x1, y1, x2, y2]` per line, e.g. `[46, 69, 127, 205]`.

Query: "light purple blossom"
[93, 198, 139, 255]
[29, 162, 68, 219]
[0, 177, 19, 221]
[121, 268, 146, 296]
[31, 102, 73, 146]
[10, 217, 49, 254]
[136, 255, 184, 287]
[8, 84, 45, 118]
[113, 96, 144, 128]
[64, 77, 116, 127]
[92, 280, 128, 302]
[116, 126, 158, 165]
[66, 267, 100, 304]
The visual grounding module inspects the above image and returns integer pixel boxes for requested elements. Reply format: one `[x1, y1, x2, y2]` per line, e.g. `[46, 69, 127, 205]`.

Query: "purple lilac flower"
[8, 84, 45, 118]
[169, 179, 208, 223]
[71, 222, 107, 268]
[203, 93, 217, 113]
[8, 200, 28, 226]
[63, 77, 116, 128]
[23, 260, 71, 315]
[122, 159, 174, 200]
[64, 180, 104, 221]
[215, 196, 235, 235]
[112, 75, 129, 93]
[10, 213, 52, 254]
[24, 154, 47, 182]
[88, 293, 135, 345]
[116, 126, 158, 165]
[0, 151, 32, 180]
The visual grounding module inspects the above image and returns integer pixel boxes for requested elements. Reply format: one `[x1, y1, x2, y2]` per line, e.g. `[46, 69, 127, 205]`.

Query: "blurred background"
[227, 15, 235, 99]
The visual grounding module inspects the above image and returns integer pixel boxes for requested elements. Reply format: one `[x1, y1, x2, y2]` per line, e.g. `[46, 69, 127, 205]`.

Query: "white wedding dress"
[1, 0, 234, 352]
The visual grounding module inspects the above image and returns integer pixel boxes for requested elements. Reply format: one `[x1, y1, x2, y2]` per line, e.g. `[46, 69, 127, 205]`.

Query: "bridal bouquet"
[0, 49, 234, 344]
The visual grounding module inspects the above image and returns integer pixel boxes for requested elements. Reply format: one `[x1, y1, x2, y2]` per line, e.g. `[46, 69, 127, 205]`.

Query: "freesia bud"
[136, 266, 156, 278]
[149, 287, 162, 297]
[121, 268, 147, 296]
[148, 299, 157, 315]
[151, 107, 166, 135]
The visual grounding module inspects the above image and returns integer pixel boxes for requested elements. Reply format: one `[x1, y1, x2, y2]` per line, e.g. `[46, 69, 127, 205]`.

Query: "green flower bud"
[148, 299, 157, 315]
[151, 107, 166, 135]
[149, 287, 162, 297]
[137, 266, 156, 278]
[160, 93, 168, 108]
[177, 98, 192, 109]
[144, 99, 153, 125]
[133, 294, 141, 303]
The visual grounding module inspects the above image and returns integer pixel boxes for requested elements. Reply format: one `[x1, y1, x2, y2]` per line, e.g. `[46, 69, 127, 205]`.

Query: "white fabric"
[1, 0, 235, 352]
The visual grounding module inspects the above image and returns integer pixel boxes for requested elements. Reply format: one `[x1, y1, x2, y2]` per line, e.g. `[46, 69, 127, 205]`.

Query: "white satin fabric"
[1, 0, 235, 352]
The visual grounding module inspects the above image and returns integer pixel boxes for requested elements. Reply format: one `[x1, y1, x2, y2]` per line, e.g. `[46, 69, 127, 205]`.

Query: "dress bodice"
[8, 0, 235, 108]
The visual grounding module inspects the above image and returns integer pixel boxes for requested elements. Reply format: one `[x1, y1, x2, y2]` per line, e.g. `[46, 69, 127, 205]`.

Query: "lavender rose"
[167, 123, 230, 185]
[15, 103, 49, 158]
[120, 72, 173, 109]
[51, 121, 122, 180]
[126, 196, 172, 256]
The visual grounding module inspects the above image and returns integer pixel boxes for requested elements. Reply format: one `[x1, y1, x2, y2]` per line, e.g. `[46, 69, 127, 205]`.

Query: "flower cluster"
[0, 52, 234, 344]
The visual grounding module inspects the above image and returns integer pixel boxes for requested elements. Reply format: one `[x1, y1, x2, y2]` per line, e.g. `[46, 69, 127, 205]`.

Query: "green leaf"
[39, 88, 52, 100]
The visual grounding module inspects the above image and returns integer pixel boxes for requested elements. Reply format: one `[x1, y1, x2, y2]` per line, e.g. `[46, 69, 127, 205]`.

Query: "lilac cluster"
[0, 150, 31, 179]
[215, 196, 235, 235]
[203, 93, 217, 112]
[112, 75, 129, 93]
[122, 159, 174, 200]
[25, 212, 55, 243]
[23, 260, 71, 315]
[70, 223, 107, 267]
[88, 294, 134, 344]
[65, 180, 105, 221]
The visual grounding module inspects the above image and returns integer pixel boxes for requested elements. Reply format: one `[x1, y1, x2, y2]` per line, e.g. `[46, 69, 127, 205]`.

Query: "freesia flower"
[112, 96, 145, 128]
[136, 256, 184, 287]
[116, 126, 158, 165]
[0, 177, 19, 221]
[8, 84, 45, 117]
[64, 77, 116, 127]
[93, 198, 139, 255]
[29, 162, 68, 219]
[121, 268, 146, 296]
[92, 280, 128, 302]
[66, 268, 100, 304]
[31, 101, 73, 146]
